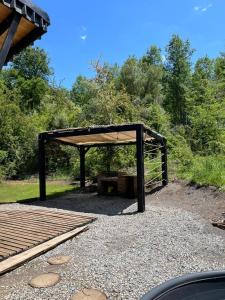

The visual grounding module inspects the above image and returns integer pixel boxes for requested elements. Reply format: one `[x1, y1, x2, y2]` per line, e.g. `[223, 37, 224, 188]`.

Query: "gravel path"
[0, 183, 225, 299]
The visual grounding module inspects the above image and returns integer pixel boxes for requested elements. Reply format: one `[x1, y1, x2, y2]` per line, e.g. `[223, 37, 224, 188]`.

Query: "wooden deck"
[0, 209, 95, 262]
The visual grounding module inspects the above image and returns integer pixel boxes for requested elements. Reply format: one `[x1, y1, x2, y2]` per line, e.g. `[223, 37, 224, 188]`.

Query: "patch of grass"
[178, 155, 225, 190]
[0, 181, 77, 203]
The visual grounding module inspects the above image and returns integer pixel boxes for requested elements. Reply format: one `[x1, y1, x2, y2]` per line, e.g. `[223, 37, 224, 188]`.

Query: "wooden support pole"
[161, 140, 168, 186]
[136, 125, 145, 212]
[0, 13, 21, 70]
[38, 135, 46, 201]
[79, 146, 86, 189]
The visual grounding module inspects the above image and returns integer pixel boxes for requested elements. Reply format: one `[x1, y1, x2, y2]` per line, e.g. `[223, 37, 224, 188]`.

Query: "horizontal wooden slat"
[0, 229, 43, 244]
[0, 217, 73, 231]
[0, 242, 21, 252]
[0, 237, 30, 248]
[0, 223, 55, 238]
[0, 226, 88, 275]
[0, 209, 95, 263]
[2, 210, 93, 226]
[0, 247, 15, 256]
[0, 220, 65, 235]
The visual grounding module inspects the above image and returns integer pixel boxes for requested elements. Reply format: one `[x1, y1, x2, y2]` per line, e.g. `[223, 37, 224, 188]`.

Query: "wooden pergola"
[0, 0, 50, 69]
[39, 124, 168, 213]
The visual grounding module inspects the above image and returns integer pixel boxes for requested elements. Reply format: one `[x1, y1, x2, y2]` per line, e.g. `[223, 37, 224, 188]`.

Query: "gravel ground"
[0, 182, 225, 300]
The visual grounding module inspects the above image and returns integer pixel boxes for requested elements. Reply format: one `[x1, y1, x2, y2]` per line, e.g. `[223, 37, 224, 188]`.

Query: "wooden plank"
[0, 214, 74, 230]
[0, 223, 56, 238]
[0, 234, 29, 249]
[0, 3, 12, 22]
[0, 251, 9, 258]
[1, 211, 92, 226]
[0, 226, 51, 242]
[26, 210, 93, 221]
[0, 226, 88, 275]
[0, 229, 43, 244]
[8, 213, 94, 228]
[23, 212, 93, 225]
[0, 217, 66, 231]
[0, 217, 91, 233]
[0, 218, 73, 232]
[0, 242, 22, 252]
[13, 18, 36, 46]
[0, 219, 65, 235]
[0, 234, 34, 247]
[1, 214, 80, 228]
[0, 247, 15, 256]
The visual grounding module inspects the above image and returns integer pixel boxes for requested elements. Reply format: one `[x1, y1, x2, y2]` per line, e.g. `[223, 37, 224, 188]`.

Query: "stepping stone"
[71, 289, 107, 300]
[47, 255, 71, 265]
[29, 273, 60, 288]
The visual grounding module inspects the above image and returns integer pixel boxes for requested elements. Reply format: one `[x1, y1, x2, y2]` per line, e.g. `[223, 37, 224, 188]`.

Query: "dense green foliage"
[0, 36, 224, 188]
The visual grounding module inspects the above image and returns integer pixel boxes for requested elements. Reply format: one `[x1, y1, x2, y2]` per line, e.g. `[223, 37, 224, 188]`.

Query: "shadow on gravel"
[23, 184, 164, 216]
[145, 185, 164, 196]
[23, 192, 137, 216]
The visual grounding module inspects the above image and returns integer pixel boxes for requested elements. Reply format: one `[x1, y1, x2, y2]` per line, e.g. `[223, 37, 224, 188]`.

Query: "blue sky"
[34, 0, 225, 89]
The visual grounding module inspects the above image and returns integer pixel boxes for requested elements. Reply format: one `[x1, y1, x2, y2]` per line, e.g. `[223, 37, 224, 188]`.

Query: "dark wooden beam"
[38, 134, 46, 201]
[144, 127, 165, 143]
[79, 146, 86, 189]
[136, 124, 145, 212]
[6, 27, 45, 63]
[54, 139, 137, 148]
[161, 141, 168, 186]
[0, 12, 14, 36]
[45, 124, 141, 140]
[0, 12, 22, 70]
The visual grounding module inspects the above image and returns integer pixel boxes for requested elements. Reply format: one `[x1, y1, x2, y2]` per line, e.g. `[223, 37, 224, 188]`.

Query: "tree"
[140, 46, 164, 105]
[42, 85, 81, 130]
[0, 97, 40, 177]
[71, 75, 98, 106]
[190, 56, 214, 106]
[119, 56, 142, 98]
[164, 35, 194, 125]
[215, 52, 225, 81]
[142, 45, 162, 66]
[11, 47, 52, 80]
[81, 80, 136, 125]
[188, 102, 225, 154]
[214, 53, 225, 100]
[119, 47, 164, 107]
[4, 47, 52, 111]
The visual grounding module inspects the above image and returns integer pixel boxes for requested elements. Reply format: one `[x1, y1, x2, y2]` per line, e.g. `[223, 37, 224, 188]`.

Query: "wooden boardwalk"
[0, 209, 95, 262]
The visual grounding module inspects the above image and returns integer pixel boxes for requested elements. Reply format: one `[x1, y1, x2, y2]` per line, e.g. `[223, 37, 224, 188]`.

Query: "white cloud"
[201, 4, 212, 12]
[80, 35, 87, 41]
[193, 4, 212, 13]
[194, 6, 200, 11]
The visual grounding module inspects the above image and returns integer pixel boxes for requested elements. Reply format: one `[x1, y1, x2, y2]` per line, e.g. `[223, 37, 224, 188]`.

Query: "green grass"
[178, 155, 225, 190]
[0, 181, 76, 203]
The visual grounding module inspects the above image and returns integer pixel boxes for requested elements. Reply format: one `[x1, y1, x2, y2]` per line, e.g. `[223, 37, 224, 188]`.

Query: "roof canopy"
[38, 124, 168, 212]
[40, 124, 165, 147]
[0, 0, 50, 67]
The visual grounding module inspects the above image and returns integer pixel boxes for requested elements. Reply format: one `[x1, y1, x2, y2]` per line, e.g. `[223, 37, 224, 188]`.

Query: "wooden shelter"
[39, 124, 168, 213]
[0, 0, 50, 69]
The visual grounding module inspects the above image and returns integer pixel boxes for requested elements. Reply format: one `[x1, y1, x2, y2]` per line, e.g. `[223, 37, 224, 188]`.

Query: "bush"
[179, 155, 225, 189]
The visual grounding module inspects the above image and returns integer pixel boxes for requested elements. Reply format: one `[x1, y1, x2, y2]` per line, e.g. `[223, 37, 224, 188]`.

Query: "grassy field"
[178, 155, 225, 190]
[0, 181, 76, 203]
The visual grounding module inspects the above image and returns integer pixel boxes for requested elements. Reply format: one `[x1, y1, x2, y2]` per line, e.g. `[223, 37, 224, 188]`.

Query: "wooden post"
[136, 125, 145, 212]
[38, 134, 46, 201]
[0, 13, 21, 70]
[80, 146, 85, 189]
[161, 140, 168, 186]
